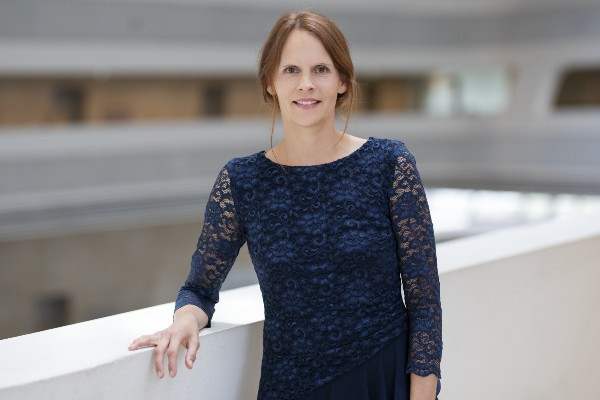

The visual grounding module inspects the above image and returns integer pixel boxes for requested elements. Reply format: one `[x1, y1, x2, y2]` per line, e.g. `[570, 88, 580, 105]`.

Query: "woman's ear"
[267, 85, 275, 96]
[338, 81, 347, 95]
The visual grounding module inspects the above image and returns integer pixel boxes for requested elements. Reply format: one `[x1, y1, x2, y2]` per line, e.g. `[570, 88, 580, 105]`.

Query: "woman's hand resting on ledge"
[127, 305, 208, 379]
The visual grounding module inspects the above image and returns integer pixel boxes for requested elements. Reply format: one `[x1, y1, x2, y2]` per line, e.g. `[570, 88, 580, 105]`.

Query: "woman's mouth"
[293, 100, 321, 110]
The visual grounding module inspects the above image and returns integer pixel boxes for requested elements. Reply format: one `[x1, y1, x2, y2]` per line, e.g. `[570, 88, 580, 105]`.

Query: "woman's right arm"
[172, 163, 247, 329]
[128, 162, 246, 379]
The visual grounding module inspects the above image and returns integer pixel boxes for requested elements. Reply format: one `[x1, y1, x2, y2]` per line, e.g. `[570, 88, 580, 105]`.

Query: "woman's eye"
[282, 66, 329, 74]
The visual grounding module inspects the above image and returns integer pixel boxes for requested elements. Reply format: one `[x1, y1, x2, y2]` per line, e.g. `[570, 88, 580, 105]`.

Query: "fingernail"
[169, 370, 174, 377]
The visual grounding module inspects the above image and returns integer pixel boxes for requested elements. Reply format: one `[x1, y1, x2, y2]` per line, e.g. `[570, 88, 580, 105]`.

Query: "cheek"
[320, 78, 342, 93]
[274, 77, 294, 91]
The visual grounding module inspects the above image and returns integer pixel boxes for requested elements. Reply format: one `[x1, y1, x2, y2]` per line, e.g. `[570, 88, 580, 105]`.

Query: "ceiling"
[88, 0, 600, 16]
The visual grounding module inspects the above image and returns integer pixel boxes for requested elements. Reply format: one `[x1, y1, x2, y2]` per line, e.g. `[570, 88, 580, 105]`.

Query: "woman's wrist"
[174, 305, 208, 330]
[409, 373, 438, 400]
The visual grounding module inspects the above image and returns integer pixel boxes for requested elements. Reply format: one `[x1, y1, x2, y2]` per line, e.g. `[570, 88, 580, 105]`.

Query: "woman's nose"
[297, 72, 315, 91]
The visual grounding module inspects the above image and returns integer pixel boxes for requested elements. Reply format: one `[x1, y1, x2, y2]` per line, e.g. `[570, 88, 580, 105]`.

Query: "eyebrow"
[280, 63, 333, 68]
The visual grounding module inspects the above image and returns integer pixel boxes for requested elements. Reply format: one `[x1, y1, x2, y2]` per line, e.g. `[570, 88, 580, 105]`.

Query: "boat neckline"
[260, 136, 374, 169]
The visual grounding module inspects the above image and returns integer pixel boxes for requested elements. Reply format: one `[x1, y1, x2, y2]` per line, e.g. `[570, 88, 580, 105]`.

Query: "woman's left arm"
[388, 141, 443, 400]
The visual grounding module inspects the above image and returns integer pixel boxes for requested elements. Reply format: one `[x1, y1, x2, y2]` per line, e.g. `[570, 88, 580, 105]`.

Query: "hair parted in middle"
[257, 9, 358, 160]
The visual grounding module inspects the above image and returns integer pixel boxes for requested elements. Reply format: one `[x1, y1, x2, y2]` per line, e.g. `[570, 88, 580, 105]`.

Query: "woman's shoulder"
[219, 150, 265, 183]
[368, 136, 413, 163]
[371, 135, 407, 150]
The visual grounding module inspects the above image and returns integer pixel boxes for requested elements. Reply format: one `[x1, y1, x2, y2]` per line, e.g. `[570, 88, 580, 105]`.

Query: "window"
[426, 67, 513, 116]
[455, 67, 513, 116]
[361, 66, 514, 116]
[202, 84, 225, 116]
[554, 67, 600, 108]
[52, 85, 84, 122]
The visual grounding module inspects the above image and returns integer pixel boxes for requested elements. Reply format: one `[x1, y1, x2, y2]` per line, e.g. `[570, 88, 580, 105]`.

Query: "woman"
[129, 10, 442, 400]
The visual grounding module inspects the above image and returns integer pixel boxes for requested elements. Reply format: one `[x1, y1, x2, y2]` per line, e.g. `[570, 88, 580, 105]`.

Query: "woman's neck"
[267, 127, 363, 166]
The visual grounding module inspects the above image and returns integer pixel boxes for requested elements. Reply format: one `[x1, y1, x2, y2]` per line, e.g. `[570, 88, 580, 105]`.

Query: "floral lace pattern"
[174, 166, 246, 328]
[388, 144, 443, 383]
[175, 137, 442, 399]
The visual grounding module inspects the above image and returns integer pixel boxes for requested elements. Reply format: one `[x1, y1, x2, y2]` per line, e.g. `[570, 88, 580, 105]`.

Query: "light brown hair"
[257, 9, 358, 160]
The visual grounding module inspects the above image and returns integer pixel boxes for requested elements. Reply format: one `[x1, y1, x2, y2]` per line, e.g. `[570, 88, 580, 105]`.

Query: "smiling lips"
[293, 98, 321, 109]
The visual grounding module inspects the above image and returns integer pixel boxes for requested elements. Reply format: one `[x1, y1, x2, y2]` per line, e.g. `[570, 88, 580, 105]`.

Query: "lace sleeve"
[388, 142, 443, 381]
[174, 162, 246, 328]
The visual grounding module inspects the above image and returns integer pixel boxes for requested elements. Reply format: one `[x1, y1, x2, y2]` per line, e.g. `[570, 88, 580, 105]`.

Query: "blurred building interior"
[0, 0, 599, 342]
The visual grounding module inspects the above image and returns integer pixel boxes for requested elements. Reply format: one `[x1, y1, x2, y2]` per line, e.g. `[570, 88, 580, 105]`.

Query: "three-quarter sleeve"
[388, 142, 443, 381]
[174, 162, 246, 328]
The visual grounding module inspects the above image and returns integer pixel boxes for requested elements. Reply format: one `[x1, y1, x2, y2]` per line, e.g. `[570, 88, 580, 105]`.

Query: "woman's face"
[267, 29, 347, 129]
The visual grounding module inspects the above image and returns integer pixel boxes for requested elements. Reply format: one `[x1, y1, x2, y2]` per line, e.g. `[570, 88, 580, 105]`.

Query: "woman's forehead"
[282, 31, 328, 53]
[279, 51, 333, 66]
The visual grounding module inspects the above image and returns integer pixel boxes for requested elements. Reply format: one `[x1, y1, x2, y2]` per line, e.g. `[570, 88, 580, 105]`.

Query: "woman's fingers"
[128, 334, 156, 350]
[153, 333, 169, 379]
[130, 325, 199, 378]
[185, 334, 200, 369]
[166, 334, 182, 377]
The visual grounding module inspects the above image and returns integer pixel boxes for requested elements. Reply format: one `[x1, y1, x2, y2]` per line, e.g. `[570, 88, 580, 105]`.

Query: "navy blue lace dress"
[174, 136, 443, 400]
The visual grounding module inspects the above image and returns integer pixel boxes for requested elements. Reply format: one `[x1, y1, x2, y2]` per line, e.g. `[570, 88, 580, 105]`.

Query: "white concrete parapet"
[0, 285, 265, 400]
